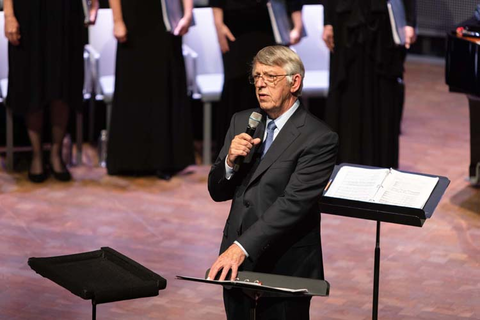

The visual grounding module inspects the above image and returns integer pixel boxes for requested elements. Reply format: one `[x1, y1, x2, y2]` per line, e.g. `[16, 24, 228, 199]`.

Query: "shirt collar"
[265, 99, 300, 132]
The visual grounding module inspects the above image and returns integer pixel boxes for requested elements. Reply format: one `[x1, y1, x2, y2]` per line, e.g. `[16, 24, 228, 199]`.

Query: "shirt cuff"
[234, 241, 249, 258]
[225, 157, 234, 180]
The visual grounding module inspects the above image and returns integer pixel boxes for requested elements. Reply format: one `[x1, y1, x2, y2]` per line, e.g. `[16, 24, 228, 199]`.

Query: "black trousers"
[224, 288, 311, 320]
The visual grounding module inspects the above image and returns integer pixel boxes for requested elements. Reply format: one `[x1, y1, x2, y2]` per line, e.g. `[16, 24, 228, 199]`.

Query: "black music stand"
[177, 271, 330, 320]
[319, 163, 450, 320]
[28, 247, 167, 320]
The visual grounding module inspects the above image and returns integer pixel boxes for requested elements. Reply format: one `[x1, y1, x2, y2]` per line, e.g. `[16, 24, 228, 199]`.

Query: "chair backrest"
[182, 7, 223, 76]
[88, 8, 116, 78]
[0, 12, 9, 100]
[291, 5, 329, 72]
[0, 12, 8, 80]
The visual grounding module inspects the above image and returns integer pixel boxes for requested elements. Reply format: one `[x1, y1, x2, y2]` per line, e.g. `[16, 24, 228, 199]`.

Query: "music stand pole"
[372, 221, 381, 320]
[92, 299, 96, 320]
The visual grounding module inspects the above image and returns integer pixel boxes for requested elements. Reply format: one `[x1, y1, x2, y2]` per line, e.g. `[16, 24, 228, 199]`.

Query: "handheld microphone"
[233, 112, 263, 172]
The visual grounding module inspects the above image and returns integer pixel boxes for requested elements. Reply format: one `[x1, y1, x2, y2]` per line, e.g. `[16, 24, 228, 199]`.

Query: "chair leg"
[6, 106, 14, 172]
[76, 110, 83, 165]
[88, 94, 96, 143]
[106, 102, 112, 134]
[203, 101, 212, 166]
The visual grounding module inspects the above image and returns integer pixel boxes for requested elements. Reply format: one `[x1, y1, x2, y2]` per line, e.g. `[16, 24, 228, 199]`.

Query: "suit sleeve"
[404, 0, 417, 27]
[323, 0, 334, 26]
[209, 0, 225, 9]
[208, 113, 242, 202]
[238, 130, 338, 262]
[286, 0, 302, 14]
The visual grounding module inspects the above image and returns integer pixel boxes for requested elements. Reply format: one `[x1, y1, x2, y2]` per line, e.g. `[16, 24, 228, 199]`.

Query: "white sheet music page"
[325, 166, 389, 202]
[374, 169, 439, 209]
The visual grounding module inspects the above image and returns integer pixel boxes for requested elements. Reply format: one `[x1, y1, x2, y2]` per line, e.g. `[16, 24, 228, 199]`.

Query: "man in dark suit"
[207, 45, 338, 320]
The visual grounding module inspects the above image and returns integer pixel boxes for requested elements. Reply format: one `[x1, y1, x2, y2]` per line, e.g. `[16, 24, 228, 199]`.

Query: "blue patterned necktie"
[262, 120, 277, 158]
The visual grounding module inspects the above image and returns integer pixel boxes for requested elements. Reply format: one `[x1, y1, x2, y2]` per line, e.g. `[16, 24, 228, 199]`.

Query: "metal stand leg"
[249, 293, 259, 320]
[467, 95, 480, 185]
[92, 300, 96, 320]
[372, 221, 381, 320]
[6, 106, 14, 172]
[76, 111, 83, 166]
[203, 101, 212, 166]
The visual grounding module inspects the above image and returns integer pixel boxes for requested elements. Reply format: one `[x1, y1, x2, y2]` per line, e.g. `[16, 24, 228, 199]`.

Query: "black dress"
[324, 0, 416, 169]
[7, 0, 85, 115]
[106, 0, 194, 175]
[209, 0, 302, 155]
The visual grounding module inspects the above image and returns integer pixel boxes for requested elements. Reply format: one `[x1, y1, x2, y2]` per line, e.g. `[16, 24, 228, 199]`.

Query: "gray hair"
[251, 45, 305, 97]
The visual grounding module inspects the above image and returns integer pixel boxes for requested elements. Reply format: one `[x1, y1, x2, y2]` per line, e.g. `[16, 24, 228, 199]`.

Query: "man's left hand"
[404, 26, 417, 49]
[207, 243, 246, 281]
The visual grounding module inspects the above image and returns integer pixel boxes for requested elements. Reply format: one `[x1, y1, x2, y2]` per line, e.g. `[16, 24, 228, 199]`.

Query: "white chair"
[86, 8, 117, 136]
[0, 12, 13, 171]
[0, 12, 90, 171]
[291, 5, 330, 102]
[183, 7, 224, 165]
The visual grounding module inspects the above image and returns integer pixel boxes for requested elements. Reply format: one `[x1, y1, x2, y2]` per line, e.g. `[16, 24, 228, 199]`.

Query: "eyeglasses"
[248, 73, 292, 86]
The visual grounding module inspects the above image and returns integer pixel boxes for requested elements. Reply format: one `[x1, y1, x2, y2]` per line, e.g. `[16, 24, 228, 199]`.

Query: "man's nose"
[256, 77, 267, 87]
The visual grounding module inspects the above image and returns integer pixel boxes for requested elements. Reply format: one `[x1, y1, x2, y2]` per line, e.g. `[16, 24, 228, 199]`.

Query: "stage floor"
[1, 60, 479, 319]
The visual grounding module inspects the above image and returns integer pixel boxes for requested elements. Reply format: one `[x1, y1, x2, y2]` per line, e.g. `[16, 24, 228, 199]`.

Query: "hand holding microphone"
[227, 112, 263, 172]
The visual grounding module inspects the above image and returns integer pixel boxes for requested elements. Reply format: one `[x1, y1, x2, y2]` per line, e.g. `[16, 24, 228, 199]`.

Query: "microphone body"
[233, 112, 262, 172]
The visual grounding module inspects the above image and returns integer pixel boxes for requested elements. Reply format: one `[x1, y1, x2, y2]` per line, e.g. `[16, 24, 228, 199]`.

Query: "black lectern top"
[28, 247, 166, 304]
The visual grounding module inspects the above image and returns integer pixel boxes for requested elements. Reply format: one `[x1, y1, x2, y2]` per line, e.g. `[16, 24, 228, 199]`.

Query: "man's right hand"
[113, 21, 127, 43]
[322, 24, 334, 52]
[5, 15, 21, 46]
[215, 23, 236, 53]
[227, 133, 261, 168]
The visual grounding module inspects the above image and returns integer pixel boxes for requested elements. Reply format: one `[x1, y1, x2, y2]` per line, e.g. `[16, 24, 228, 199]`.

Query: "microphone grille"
[248, 112, 263, 129]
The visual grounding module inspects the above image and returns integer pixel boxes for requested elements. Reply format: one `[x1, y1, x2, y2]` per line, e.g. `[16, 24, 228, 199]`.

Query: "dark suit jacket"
[208, 104, 338, 279]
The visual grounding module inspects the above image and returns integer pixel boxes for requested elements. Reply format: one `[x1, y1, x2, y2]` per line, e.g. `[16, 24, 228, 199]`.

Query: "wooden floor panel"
[1, 60, 479, 319]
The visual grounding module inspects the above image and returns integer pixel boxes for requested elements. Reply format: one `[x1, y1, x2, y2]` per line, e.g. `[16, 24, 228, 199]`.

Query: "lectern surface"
[28, 247, 166, 304]
[177, 270, 330, 297]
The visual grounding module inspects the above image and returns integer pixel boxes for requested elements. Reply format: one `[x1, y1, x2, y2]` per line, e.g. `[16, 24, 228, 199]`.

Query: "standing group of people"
[3, 0, 416, 183]
[3, 0, 196, 183]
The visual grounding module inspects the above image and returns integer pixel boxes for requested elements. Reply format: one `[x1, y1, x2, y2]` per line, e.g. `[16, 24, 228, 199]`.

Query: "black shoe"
[156, 171, 172, 181]
[50, 162, 72, 182]
[28, 168, 49, 183]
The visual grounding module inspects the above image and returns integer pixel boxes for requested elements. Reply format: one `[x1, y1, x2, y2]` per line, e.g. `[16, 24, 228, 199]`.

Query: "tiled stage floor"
[1, 60, 479, 319]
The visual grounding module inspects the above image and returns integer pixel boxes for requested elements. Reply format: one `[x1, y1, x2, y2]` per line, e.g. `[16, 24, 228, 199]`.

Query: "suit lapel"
[246, 105, 307, 188]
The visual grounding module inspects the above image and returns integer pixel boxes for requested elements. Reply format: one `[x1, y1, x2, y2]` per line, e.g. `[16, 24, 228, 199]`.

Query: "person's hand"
[215, 23, 235, 53]
[113, 20, 127, 43]
[289, 28, 302, 45]
[207, 243, 246, 281]
[87, 0, 99, 25]
[404, 26, 417, 49]
[5, 15, 21, 46]
[226, 133, 261, 168]
[322, 24, 334, 52]
[173, 15, 192, 36]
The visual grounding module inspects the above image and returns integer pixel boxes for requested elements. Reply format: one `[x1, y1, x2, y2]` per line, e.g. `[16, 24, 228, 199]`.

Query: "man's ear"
[290, 74, 302, 94]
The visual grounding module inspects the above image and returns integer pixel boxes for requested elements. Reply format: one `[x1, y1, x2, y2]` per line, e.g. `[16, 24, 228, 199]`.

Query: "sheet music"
[325, 167, 390, 202]
[325, 166, 439, 209]
[374, 169, 439, 208]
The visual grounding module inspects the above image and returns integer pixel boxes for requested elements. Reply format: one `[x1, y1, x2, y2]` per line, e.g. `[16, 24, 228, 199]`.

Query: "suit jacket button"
[244, 201, 250, 208]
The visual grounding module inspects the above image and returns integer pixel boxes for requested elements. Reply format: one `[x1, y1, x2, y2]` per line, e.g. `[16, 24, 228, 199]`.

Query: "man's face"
[252, 62, 297, 119]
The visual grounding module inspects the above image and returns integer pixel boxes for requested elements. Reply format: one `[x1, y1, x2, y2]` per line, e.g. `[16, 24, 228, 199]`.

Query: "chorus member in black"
[106, 0, 195, 179]
[207, 46, 338, 320]
[3, 0, 98, 183]
[322, 0, 417, 169]
[209, 0, 303, 157]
